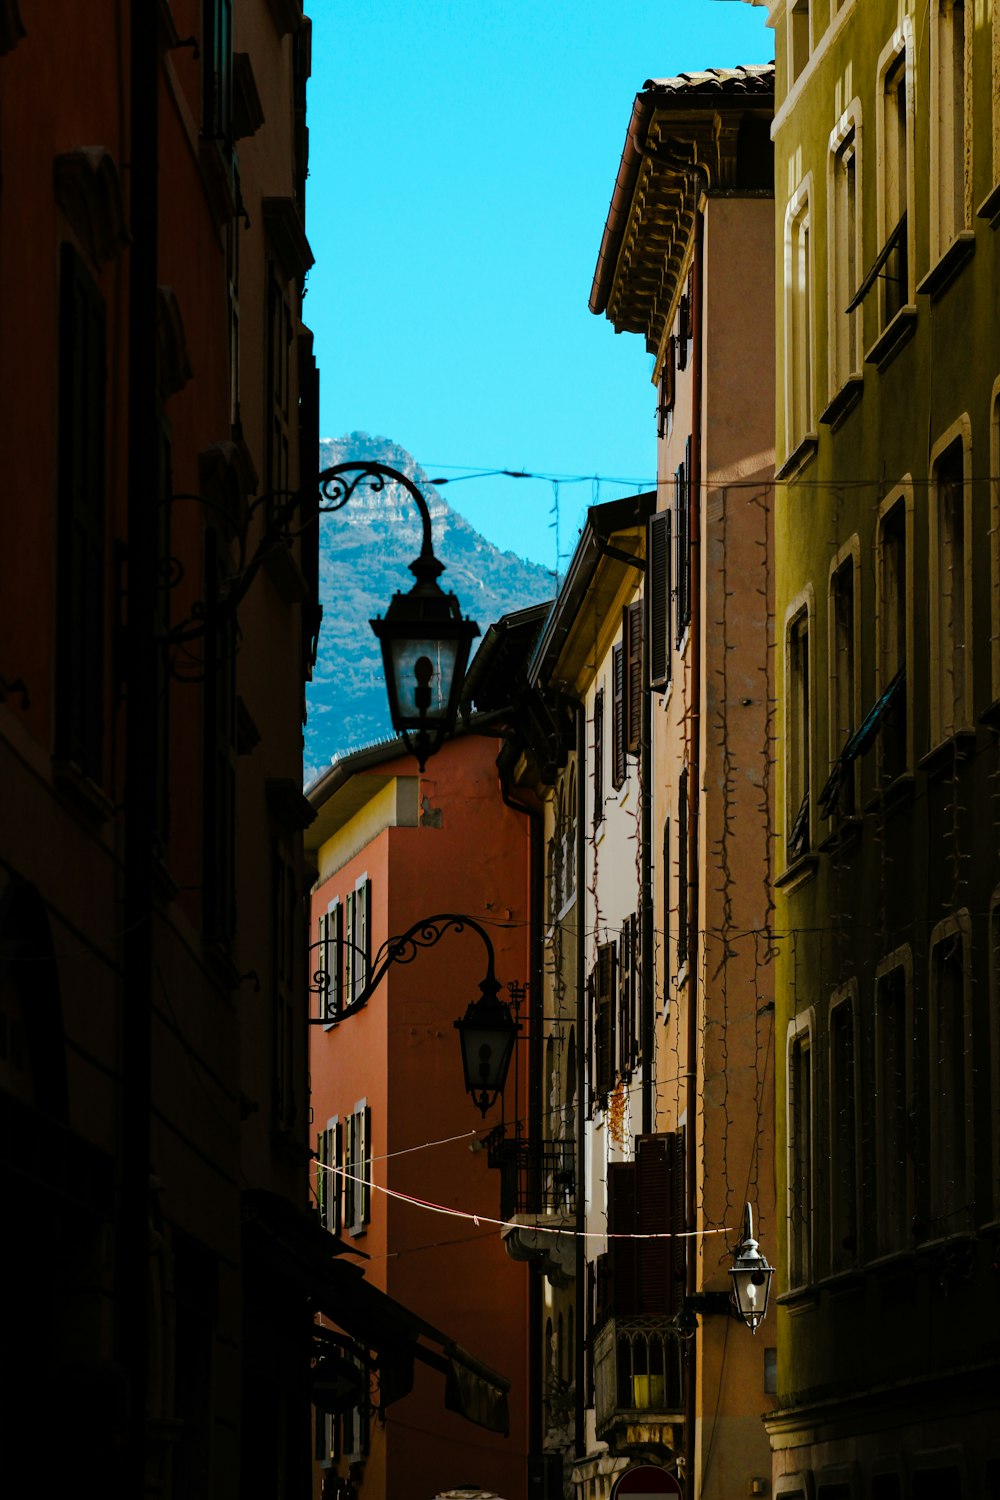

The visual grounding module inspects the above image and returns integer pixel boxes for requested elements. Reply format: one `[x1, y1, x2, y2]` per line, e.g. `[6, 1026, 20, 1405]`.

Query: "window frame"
[784, 589, 814, 864]
[929, 0, 971, 261]
[827, 538, 861, 817]
[786, 1009, 816, 1289]
[827, 106, 862, 396]
[875, 487, 913, 780]
[828, 983, 860, 1272]
[875, 33, 914, 328]
[927, 912, 974, 1234]
[873, 946, 913, 1256]
[928, 419, 973, 744]
[784, 180, 815, 457]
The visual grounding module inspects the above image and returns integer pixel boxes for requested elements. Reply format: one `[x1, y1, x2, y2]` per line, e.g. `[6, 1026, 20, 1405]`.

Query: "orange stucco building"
[306, 732, 533, 1500]
[1, 3, 320, 1492]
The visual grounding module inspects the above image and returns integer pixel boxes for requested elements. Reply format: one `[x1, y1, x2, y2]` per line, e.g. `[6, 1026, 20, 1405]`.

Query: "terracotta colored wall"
[310, 735, 531, 1500]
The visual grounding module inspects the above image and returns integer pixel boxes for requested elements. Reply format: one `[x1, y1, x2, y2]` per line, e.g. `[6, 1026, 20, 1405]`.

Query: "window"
[316, 1116, 342, 1234]
[271, 844, 298, 1130]
[786, 192, 814, 450]
[829, 990, 859, 1271]
[202, 0, 233, 146]
[788, 0, 810, 83]
[880, 47, 910, 326]
[787, 1017, 814, 1286]
[786, 605, 811, 860]
[593, 688, 605, 825]
[828, 550, 858, 815]
[618, 914, 639, 1076]
[611, 644, 626, 791]
[929, 918, 973, 1231]
[345, 877, 371, 1007]
[548, 788, 565, 918]
[592, 943, 617, 1102]
[656, 337, 675, 440]
[874, 955, 910, 1255]
[343, 1099, 371, 1235]
[992, 384, 1000, 699]
[625, 598, 643, 756]
[829, 121, 860, 392]
[56, 243, 106, 784]
[265, 264, 292, 520]
[877, 497, 909, 779]
[674, 438, 692, 644]
[677, 279, 693, 371]
[203, 529, 237, 944]
[318, 901, 343, 1022]
[931, 435, 971, 740]
[931, 0, 969, 257]
[648, 510, 672, 691]
[563, 765, 577, 905]
[677, 769, 689, 971]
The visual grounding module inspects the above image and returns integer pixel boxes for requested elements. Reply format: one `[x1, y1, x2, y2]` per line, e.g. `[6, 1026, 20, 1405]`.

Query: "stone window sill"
[819, 375, 863, 431]
[916, 231, 975, 302]
[865, 306, 917, 372]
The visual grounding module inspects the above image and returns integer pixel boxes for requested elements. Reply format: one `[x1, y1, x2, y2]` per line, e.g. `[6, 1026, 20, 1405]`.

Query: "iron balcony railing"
[487, 1130, 576, 1220]
[593, 1316, 684, 1440]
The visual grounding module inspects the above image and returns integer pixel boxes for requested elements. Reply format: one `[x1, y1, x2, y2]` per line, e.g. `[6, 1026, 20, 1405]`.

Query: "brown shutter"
[593, 688, 605, 824]
[677, 294, 689, 370]
[596, 943, 617, 1096]
[612, 644, 626, 789]
[648, 511, 671, 690]
[618, 916, 632, 1077]
[667, 1129, 686, 1315]
[635, 1132, 686, 1315]
[626, 599, 643, 754]
[607, 1160, 638, 1318]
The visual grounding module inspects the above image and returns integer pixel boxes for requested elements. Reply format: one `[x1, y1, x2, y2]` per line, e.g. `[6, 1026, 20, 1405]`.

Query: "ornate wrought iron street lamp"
[309, 912, 520, 1116]
[729, 1201, 774, 1333]
[318, 461, 480, 770]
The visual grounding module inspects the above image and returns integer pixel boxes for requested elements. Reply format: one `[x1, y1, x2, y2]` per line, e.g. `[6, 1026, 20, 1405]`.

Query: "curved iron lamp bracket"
[309, 912, 502, 1026]
[317, 461, 442, 581]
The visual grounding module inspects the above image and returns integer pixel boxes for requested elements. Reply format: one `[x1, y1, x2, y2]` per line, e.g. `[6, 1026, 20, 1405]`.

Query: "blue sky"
[305, 2, 773, 571]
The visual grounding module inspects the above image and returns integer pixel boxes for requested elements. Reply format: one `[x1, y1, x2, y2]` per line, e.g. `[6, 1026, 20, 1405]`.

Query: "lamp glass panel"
[388, 636, 460, 725]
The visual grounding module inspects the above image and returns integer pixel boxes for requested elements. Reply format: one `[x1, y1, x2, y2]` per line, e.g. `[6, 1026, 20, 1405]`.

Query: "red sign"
[611, 1467, 683, 1498]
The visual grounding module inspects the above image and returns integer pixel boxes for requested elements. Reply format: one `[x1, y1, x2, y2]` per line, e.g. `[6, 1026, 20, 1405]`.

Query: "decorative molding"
[53, 148, 130, 267]
[262, 196, 314, 282]
[0, 0, 26, 54]
[155, 286, 193, 399]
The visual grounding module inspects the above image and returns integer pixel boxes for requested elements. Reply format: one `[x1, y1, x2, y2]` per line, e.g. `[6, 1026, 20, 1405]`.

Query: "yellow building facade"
[746, 0, 1000, 1493]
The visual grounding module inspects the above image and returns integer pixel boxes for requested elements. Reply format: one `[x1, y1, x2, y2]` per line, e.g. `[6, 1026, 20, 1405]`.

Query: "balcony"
[593, 1316, 684, 1459]
[490, 1130, 576, 1286]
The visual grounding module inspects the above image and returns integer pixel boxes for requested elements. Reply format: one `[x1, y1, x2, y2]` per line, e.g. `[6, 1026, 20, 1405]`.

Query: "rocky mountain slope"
[304, 433, 554, 783]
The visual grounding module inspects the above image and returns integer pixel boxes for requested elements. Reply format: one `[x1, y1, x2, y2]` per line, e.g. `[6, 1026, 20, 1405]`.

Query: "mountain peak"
[305, 434, 553, 783]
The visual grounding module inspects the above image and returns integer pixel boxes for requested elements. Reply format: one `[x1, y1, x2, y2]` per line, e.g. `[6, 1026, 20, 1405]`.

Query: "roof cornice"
[590, 66, 774, 355]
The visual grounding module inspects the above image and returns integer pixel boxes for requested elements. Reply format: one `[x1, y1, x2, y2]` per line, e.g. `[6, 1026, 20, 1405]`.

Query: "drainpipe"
[498, 767, 544, 1460]
[120, 0, 159, 1487]
[683, 188, 706, 1500]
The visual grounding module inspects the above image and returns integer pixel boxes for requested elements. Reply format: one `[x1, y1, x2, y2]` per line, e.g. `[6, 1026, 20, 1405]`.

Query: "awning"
[243, 1190, 510, 1435]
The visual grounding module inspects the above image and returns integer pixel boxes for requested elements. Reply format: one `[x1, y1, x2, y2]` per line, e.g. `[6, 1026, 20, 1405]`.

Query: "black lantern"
[454, 980, 519, 1117]
[729, 1202, 774, 1333]
[371, 550, 479, 772]
[318, 460, 479, 771]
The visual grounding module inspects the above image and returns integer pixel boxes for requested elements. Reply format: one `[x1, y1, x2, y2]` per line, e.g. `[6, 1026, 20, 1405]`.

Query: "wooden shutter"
[611, 644, 626, 790]
[586, 968, 596, 1115]
[57, 243, 107, 782]
[677, 294, 689, 370]
[657, 336, 676, 439]
[636, 1133, 670, 1314]
[354, 879, 371, 1002]
[626, 599, 643, 754]
[674, 457, 691, 645]
[317, 911, 329, 1020]
[359, 1102, 371, 1225]
[607, 1160, 638, 1318]
[332, 1119, 343, 1234]
[618, 916, 631, 1077]
[596, 943, 617, 1096]
[648, 511, 672, 690]
[344, 890, 355, 1004]
[316, 1127, 328, 1227]
[593, 689, 605, 825]
[662, 819, 671, 1006]
[329, 902, 343, 1018]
